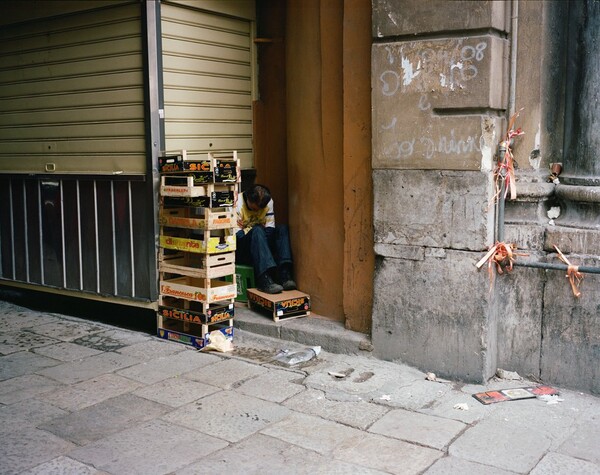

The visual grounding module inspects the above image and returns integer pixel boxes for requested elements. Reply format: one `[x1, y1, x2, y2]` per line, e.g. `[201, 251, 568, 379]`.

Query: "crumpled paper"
[202, 330, 234, 353]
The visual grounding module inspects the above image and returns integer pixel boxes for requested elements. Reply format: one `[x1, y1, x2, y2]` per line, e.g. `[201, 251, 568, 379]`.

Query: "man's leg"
[245, 226, 282, 294]
[273, 225, 296, 290]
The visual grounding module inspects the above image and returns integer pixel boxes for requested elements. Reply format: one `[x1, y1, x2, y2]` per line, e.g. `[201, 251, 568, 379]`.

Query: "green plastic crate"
[225, 264, 255, 302]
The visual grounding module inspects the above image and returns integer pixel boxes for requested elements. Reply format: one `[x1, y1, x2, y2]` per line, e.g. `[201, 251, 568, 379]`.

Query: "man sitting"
[235, 184, 297, 294]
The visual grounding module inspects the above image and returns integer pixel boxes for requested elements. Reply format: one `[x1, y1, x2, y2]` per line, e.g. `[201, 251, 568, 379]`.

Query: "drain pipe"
[495, 0, 519, 243]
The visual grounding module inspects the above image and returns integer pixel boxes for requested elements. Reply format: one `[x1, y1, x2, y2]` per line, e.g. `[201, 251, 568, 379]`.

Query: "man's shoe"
[282, 279, 297, 291]
[257, 272, 283, 294]
[278, 265, 297, 291]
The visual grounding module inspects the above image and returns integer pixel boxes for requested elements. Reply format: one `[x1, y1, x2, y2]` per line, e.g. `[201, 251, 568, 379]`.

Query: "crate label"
[248, 292, 274, 310]
[276, 296, 310, 314]
[158, 305, 233, 325]
[160, 282, 207, 301]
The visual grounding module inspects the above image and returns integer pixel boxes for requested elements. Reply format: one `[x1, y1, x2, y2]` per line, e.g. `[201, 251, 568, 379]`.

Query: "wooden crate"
[157, 318, 234, 350]
[208, 151, 240, 183]
[159, 230, 236, 254]
[160, 176, 237, 198]
[247, 289, 310, 323]
[159, 252, 235, 279]
[159, 275, 237, 305]
[159, 150, 213, 174]
[158, 296, 234, 325]
[158, 207, 235, 230]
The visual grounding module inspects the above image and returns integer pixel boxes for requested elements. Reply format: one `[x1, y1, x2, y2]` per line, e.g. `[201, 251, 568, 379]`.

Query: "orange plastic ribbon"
[554, 245, 583, 297]
[493, 110, 524, 205]
[476, 242, 526, 291]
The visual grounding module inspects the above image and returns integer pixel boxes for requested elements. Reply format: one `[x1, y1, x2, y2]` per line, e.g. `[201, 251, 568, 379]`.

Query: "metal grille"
[0, 176, 154, 301]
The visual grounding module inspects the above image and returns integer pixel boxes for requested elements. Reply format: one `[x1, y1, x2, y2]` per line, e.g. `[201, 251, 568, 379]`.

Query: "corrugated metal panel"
[161, 3, 254, 169]
[0, 2, 146, 175]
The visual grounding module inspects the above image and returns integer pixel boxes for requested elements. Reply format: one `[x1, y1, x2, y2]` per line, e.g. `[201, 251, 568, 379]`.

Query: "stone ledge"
[233, 305, 372, 356]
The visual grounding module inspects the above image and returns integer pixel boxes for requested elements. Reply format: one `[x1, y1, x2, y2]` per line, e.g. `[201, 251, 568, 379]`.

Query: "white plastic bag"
[273, 346, 321, 366]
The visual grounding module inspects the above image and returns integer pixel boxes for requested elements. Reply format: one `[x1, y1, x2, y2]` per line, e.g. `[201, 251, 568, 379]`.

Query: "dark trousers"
[235, 225, 293, 279]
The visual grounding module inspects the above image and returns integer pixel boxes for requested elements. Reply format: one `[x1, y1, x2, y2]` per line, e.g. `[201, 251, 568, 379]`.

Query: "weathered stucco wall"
[286, 0, 345, 319]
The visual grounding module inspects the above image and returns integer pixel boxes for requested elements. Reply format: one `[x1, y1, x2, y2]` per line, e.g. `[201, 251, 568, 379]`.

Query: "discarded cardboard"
[472, 385, 559, 405]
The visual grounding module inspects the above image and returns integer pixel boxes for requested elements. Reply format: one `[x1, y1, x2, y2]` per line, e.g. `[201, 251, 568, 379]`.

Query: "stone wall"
[371, 0, 600, 394]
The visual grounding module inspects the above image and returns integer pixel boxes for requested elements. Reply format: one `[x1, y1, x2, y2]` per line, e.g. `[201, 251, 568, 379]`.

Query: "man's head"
[244, 184, 271, 211]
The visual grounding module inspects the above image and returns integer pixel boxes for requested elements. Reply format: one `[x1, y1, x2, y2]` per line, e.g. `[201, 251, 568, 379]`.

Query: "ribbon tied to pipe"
[554, 245, 584, 298]
[476, 242, 527, 292]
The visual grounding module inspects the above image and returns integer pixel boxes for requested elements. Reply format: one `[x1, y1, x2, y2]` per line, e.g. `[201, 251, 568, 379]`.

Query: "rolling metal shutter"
[0, 2, 155, 303]
[0, 1, 145, 175]
[161, 3, 254, 169]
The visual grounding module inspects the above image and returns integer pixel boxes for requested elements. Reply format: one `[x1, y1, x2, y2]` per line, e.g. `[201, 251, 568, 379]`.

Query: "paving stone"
[0, 351, 61, 381]
[0, 312, 60, 332]
[31, 341, 103, 362]
[530, 452, 600, 475]
[182, 357, 268, 389]
[41, 373, 143, 411]
[557, 403, 600, 465]
[18, 456, 106, 475]
[163, 390, 290, 443]
[261, 412, 367, 455]
[27, 320, 105, 342]
[0, 426, 75, 475]
[368, 378, 453, 411]
[418, 387, 498, 424]
[95, 328, 153, 345]
[449, 399, 578, 473]
[71, 333, 129, 352]
[302, 353, 423, 395]
[69, 419, 228, 474]
[179, 433, 389, 475]
[37, 351, 141, 384]
[116, 338, 186, 360]
[234, 367, 305, 402]
[117, 349, 221, 384]
[369, 408, 466, 450]
[424, 456, 518, 474]
[334, 431, 443, 474]
[0, 398, 67, 436]
[72, 328, 151, 352]
[0, 330, 61, 355]
[39, 393, 171, 446]
[133, 376, 221, 407]
[283, 387, 389, 430]
[0, 373, 64, 404]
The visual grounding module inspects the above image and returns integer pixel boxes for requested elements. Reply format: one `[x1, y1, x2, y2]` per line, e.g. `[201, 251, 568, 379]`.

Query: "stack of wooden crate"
[156, 150, 240, 349]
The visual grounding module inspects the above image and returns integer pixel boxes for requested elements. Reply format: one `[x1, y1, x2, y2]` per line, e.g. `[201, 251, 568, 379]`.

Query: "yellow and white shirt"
[236, 192, 275, 235]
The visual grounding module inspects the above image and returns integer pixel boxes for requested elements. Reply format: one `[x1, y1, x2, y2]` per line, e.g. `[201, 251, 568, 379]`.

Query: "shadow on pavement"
[0, 285, 156, 335]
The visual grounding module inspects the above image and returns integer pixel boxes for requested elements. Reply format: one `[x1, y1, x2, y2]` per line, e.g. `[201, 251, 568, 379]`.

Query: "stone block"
[541, 262, 600, 394]
[164, 391, 290, 443]
[373, 169, 494, 251]
[372, 35, 507, 170]
[504, 224, 546, 250]
[494, 266, 544, 377]
[544, 226, 600, 255]
[39, 393, 171, 446]
[373, 0, 510, 38]
[530, 453, 600, 475]
[369, 408, 466, 450]
[283, 388, 389, 430]
[68, 419, 227, 474]
[372, 249, 496, 383]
